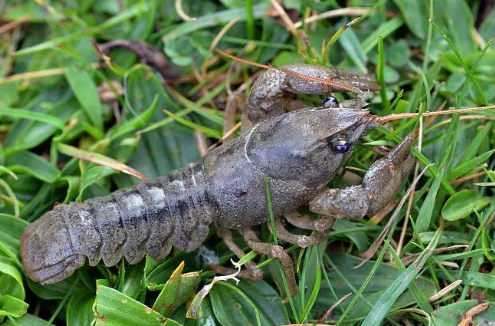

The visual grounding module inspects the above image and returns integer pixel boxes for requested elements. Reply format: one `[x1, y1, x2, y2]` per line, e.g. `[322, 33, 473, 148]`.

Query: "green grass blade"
[0, 108, 65, 130]
[361, 226, 442, 326]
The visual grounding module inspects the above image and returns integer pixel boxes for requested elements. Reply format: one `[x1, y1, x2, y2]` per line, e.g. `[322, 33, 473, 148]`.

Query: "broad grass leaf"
[78, 166, 116, 201]
[117, 261, 146, 301]
[361, 16, 405, 54]
[419, 231, 471, 245]
[14, 3, 149, 56]
[315, 252, 436, 320]
[196, 297, 219, 326]
[416, 168, 444, 232]
[272, 51, 304, 68]
[10, 98, 79, 150]
[436, 269, 495, 290]
[393, 0, 429, 39]
[0, 83, 19, 106]
[0, 257, 25, 300]
[27, 276, 79, 300]
[57, 143, 146, 181]
[332, 219, 369, 253]
[118, 65, 199, 183]
[458, 122, 493, 165]
[361, 229, 441, 326]
[218, 0, 244, 8]
[0, 107, 65, 130]
[155, 270, 200, 317]
[432, 300, 495, 326]
[162, 3, 269, 41]
[3, 313, 50, 326]
[145, 253, 197, 290]
[152, 262, 184, 316]
[301, 241, 326, 306]
[447, 73, 466, 93]
[5, 150, 59, 183]
[57, 176, 80, 204]
[442, 189, 492, 221]
[94, 283, 182, 326]
[254, 18, 291, 65]
[165, 32, 214, 67]
[387, 40, 411, 68]
[210, 280, 289, 326]
[126, 0, 156, 40]
[337, 19, 367, 73]
[106, 95, 158, 141]
[450, 149, 495, 180]
[481, 6, 495, 40]
[65, 67, 103, 130]
[0, 213, 28, 255]
[0, 295, 28, 318]
[66, 290, 95, 326]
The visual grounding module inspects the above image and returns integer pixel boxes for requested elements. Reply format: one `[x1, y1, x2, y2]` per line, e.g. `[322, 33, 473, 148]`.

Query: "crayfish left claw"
[309, 134, 416, 219]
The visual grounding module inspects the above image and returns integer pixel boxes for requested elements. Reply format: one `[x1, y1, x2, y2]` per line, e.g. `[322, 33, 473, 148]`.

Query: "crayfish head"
[20, 209, 84, 284]
[246, 106, 378, 187]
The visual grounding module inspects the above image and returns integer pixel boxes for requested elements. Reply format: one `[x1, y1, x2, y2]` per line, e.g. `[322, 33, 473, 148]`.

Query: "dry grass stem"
[456, 301, 489, 326]
[293, 7, 373, 28]
[210, 17, 240, 52]
[428, 280, 462, 303]
[175, 0, 197, 22]
[267, 0, 299, 37]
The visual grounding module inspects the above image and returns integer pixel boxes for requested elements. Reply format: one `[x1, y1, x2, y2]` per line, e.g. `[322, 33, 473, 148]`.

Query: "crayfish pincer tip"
[20, 211, 85, 284]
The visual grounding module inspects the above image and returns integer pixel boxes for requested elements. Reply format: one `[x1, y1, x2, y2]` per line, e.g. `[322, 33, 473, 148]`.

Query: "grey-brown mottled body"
[21, 62, 415, 298]
[21, 163, 217, 284]
[21, 106, 379, 285]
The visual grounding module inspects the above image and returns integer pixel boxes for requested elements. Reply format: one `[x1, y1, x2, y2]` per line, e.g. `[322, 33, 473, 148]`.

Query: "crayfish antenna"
[216, 49, 365, 94]
[377, 105, 495, 125]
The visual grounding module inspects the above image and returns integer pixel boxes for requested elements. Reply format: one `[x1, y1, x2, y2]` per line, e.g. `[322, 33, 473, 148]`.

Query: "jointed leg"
[240, 228, 297, 297]
[246, 64, 379, 122]
[215, 228, 263, 280]
[284, 212, 335, 232]
[269, 217, 327, 248]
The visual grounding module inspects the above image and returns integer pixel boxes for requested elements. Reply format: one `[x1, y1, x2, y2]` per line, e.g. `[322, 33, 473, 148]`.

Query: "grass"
[1, 0, 495, 325]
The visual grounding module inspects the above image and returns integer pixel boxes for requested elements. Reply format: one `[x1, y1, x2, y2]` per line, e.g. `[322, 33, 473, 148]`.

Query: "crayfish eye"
[334, 139, 350, 153]
[323, 96, 339, 108]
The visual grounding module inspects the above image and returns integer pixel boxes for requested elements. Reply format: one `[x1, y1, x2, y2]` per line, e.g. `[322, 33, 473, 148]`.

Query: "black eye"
[334, 139, 350, 153]
[323, 96, 339, 108]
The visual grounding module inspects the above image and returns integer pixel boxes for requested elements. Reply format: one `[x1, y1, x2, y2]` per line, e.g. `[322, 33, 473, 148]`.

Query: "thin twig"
[0, 64, 100, 86]
[457, 302, 489, 326]
[318, 293, 352, 323]
[0, 15, 30, 35]
[208, 122, 242, 152]
[193, 131, 209, 157]
[401, 245, 468, 266]
[216, 49, 362, 93]
[472, 28, 488, 50]
[267, 0, 299, 37]
[451, 171, 487, 185]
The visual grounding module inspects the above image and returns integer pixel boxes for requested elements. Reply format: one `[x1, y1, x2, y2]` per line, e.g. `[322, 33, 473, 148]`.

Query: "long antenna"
[216, 49, 362, 93]
[377, 105, 495, 124]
